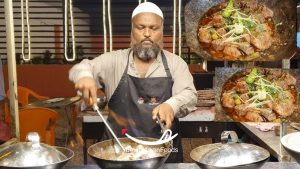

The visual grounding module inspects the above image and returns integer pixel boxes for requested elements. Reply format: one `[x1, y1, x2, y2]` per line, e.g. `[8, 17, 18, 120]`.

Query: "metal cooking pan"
[0, 133, 74, 169]
[190, 131, 270, 169]
[88, 137, 172, 169]
[184, 0, 296, 61]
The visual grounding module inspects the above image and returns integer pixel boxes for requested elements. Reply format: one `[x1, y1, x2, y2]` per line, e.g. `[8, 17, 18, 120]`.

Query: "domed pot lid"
[0, 132, 67, 167]
[190, 131, 270, 168]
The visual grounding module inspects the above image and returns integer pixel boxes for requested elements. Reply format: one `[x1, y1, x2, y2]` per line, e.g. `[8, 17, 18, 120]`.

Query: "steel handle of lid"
[26, 132, 41, 150]
[221, 131, 238, 144]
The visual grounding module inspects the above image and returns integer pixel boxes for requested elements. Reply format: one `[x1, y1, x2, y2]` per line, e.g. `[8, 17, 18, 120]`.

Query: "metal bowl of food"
[190, 131, 270, 169]
[281, 132, 300, 164]
[220, 67, 299, 122]
[0, 132, 74, 169]
[88, 137, 172, 169]
[185, 0, 296, 61]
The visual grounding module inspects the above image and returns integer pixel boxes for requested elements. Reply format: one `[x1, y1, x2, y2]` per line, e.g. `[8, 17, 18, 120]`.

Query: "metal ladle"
[92, 104, 126, 153]
[77, 91, 125, 153]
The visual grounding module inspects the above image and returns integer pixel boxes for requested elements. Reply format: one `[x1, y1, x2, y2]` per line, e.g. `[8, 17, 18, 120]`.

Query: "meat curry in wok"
[221, 68, 298, 122]
[198, 0, 280, 61]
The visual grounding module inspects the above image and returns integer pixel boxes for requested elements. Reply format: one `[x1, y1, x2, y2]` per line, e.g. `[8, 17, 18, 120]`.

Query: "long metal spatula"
[77, 90, 126, 153]
[92, 105, 126, 152]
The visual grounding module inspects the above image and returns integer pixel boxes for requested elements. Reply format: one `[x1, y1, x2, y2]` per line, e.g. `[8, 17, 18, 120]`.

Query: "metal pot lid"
[190, 131, 270, 167]
[0, 132, 67, 167]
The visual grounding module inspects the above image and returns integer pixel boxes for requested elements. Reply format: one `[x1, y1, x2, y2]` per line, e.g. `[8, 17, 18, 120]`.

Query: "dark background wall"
[0, 0, 192, 60]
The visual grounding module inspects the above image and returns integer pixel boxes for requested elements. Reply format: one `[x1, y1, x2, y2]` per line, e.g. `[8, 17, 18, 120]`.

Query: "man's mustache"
[141, 38, 153, 43]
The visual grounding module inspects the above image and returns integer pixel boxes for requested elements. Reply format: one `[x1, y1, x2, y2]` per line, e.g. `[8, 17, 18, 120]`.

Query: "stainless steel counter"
[237, 122, 299, 162]
[65, 162, 300, 169]
[238, 122, 281, 160]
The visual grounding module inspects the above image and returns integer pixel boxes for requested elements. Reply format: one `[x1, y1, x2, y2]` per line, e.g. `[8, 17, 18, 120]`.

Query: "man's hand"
[152, 103, 174, 129]
[75, 77, 97, 106]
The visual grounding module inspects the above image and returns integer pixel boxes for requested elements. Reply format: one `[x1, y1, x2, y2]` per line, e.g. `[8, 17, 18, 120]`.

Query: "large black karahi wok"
[184, 0, 296, 61]
[88, 137, 172, 169]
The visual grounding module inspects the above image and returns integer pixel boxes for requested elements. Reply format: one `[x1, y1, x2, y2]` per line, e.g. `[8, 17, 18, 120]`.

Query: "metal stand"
[279, 122, 291, 162]
[231, 61, 255, 68]
[4, 0, 19, 138]
[282, 59, 291, 69]
[279, 58, 291, 162]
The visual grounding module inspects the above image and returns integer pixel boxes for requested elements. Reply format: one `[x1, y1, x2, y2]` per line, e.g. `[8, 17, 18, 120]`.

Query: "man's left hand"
[152, 103, 174, 129]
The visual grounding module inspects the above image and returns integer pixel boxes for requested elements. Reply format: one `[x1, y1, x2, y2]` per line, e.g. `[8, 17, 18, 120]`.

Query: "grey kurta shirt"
[69, 48, 197, 118]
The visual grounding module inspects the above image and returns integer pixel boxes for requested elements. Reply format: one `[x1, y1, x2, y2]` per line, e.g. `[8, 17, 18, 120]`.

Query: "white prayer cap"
[132, 2, 163, 19]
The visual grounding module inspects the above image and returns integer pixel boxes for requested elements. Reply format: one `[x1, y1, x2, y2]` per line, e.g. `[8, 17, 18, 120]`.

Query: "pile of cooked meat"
[198, 0, 276, 60]
[221, 68, 298, 122]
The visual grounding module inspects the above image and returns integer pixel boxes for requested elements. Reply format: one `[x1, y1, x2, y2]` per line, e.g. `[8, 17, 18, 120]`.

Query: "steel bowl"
[190, 131, 270, 169]
[281, 132, 300, 164]
[0, 132, 74, 169]
[88, 137, 172, 169]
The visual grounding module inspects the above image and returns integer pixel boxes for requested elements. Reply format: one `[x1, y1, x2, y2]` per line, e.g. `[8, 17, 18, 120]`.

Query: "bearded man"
[69, 2, 197, 162]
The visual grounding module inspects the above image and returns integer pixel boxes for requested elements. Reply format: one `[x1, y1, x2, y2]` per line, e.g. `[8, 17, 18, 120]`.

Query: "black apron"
[104, 50, 182, 163]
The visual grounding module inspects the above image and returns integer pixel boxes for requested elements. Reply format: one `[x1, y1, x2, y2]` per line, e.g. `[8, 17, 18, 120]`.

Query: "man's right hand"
[75, 77, 97, 106]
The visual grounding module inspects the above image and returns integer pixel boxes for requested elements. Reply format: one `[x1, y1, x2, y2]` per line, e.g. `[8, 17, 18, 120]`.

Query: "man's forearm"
[69, 59, 94, 83]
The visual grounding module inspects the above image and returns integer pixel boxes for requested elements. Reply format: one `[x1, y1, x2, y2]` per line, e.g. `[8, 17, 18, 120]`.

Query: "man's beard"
[132, 40, 161, 62]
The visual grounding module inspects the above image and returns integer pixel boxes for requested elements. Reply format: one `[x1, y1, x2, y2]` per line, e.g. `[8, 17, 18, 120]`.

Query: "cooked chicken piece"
[222, 92, 235, 108]
[261, 5, 274, 18]
[238, 42, 254, 55]
[212, 14, 225, 28]
[273, 101, 294, 117]
[216, 28, 227, 37]
[251, 24, 273, 50]
[243, 33, 251, 43]
[235, 79, 249, 94]
[235, 104, 249, 116]
[234, 0, 258, 11]
[212, 39, 224, 51]
[266, 102, 273, 109]
[266, 69, 283, 80]
[240, 93, 249, 102]
[283, 73, 297, 86]
[261, 112, 276, 122]
[274, 73, 296, 90]
[246, 0, 258, 10]
[223, 45, 242, 59]
[245, 111, 264, 122]
[198, 28, 212, 43]
[273, 91, 295, 117]
[252, 13, 265, 24]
